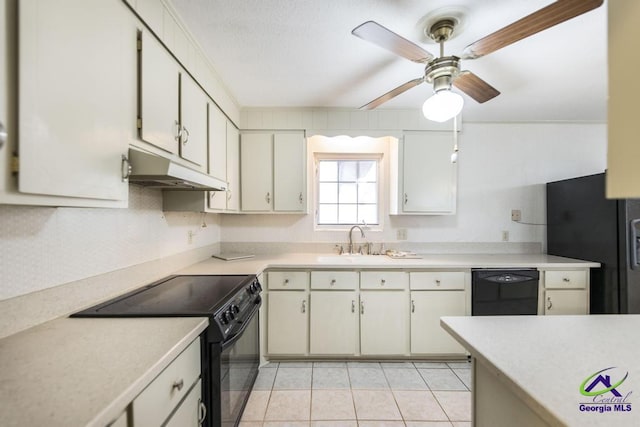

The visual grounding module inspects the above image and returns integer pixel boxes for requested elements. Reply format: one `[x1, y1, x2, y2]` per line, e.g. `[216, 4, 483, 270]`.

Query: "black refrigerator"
[547, 172, 640, 314]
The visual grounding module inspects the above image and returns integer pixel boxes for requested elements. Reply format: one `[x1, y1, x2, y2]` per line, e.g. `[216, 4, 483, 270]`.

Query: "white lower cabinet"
[542, 269, 589, 315]
[544, 290, 588, 315]
[310, 291, 358, 355]
[132, 337, 202, 426]
[267, 291, 308, 355]
[360, 291, 409, 356]
[410, 291, 466, 355]
[165, 379, 204, 427]
[264, 267, 588, 359]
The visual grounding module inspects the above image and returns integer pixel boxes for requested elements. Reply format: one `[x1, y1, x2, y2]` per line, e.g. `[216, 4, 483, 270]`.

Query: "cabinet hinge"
[136, 118, 142, 129]
[10, 155, 19, 173]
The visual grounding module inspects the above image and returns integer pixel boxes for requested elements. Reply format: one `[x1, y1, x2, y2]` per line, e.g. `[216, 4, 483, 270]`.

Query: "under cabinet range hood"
[127, 148, 227, 191]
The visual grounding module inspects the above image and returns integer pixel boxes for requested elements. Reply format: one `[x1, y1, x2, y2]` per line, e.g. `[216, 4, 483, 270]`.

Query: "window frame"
[313, 153, 384, 231]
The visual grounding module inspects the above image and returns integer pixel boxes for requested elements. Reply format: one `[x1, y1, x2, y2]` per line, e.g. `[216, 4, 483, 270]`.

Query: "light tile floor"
[240, 361, 472, 427]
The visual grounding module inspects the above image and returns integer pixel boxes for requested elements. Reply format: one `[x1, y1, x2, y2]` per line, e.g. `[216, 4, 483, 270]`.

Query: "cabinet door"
[267, 292, 308, 355]
[165, 379, 203, 427]
[226, 123, 240, 211]
[360, 291, 409, 355]
[544, 290, 588, 315]
[607, 1, 640, 198]
[402, 132, 456, 214]
[410, 291, 466, 355]
[310, 291, 358, 355]
[18, 0, 133, 201]
[209, 105, 227, 182]
[274, 133, 306, 212]
[140, 30, 179, 154]
[241, 133, 273, 211]
[179, 74, 207, 170]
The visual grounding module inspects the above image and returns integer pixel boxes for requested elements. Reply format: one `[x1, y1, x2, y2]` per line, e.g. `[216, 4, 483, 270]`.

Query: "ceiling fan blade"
[352, 21, 435, 64]
[359, 77, 425, 110]
[461, 0, 604, 60]
[453, 71, 500, 103]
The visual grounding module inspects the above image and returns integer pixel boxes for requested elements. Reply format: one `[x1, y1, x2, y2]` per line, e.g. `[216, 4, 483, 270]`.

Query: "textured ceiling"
[171, 0, 607, 122]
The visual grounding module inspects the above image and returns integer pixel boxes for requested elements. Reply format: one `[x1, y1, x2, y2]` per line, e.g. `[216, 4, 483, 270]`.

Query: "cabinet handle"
[563, 277, 570, 282]
[411, 299, 415, 313]
[547, 296, 553, 310]
[172, 379, 184, 392]
[174, 120, 182, 141]
[182, 126, 190, 144]
[360, 300, 364, 315]
[284, 279, 289, 286]
[266, 192, 271, 204]
[299, 192, 303, 203]
[404, 193, 408, 204]
[0, 121, 6, 150]
[121, 155, 132, 181]
[330, 279, 336, 286]
[352, 300, 355, 313]
[198, 398, 207, 425]
[301, 299, 306, 313]
[381, 279, 386, 286]
[435, 279, 441, 286]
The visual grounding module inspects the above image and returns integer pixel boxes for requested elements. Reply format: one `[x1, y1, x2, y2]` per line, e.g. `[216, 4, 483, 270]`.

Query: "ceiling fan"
[352, 0, 603, 121]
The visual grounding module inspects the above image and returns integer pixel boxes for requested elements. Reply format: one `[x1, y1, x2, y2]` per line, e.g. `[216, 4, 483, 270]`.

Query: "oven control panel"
[214, 278, 262, 338]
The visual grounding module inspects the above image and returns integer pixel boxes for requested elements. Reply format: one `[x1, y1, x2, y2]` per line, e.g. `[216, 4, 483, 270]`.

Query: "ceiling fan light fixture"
[422, 90, 463, 122]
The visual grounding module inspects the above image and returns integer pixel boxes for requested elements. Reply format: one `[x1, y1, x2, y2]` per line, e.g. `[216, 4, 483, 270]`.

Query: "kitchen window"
[316, 158, 380, 226]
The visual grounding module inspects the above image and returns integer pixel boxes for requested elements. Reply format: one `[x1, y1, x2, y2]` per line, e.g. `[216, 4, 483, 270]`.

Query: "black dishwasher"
[472, 269, 539, 315]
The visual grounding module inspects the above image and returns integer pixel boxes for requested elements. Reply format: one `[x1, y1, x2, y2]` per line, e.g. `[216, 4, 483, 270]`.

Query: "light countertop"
[0, 317, 208, 427]
[441, 315, 640, 426]
[0, 252, 599, 427]
[177, 253, 600, 275]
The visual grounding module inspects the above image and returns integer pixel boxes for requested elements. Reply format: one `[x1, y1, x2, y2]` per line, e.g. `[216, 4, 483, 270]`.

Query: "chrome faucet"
[348, 225, 366, 254]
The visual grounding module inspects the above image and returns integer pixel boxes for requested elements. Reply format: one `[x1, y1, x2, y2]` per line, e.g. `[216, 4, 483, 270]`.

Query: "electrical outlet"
[397, 228, 408, 240]
[188, 230, 194, 245]
[511, 209, 522, 222]
[501, 230, 509, 242]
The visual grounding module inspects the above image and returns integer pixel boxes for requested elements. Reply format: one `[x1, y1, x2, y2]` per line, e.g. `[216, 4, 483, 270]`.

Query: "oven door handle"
[220, 299, 261, 351]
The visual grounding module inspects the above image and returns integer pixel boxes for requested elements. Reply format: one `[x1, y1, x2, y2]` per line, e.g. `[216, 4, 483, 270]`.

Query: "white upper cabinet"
[241, 133, 273, 211]
[274, 133, 306, 212]
[209, 105, 227, 182]
[139, 30, 180, 155]
[391, 132, 457, 215]
[179, 74, 207, 171]
[607, 1, 640, 198]
[240, 131, 307, 213]
[13, 0, 134, 205]
[139, 30, 207, 172]
[226, 123, 240, 211]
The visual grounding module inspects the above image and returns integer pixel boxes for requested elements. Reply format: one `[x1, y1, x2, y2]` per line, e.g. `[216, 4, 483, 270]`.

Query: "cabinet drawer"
[133, 338, 201, 427]
[545, 270, 587, 289]
[268, 271, 309, 290]
[360, 271, 408, 290]
[311, 271, 359, 290]
[410, 272, 465, 290]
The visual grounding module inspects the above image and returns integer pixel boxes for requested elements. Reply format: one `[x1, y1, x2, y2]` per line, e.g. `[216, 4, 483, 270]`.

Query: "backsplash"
[0, 185, 221, 301]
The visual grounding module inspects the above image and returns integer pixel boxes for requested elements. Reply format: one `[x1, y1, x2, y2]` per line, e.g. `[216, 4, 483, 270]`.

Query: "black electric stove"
[72, 274, 262, 427]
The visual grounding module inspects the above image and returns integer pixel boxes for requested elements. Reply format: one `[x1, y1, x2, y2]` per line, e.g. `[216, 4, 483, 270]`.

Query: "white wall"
[221, 122, 607, 249]
[0, 185, 221, 301]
